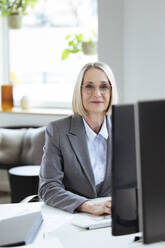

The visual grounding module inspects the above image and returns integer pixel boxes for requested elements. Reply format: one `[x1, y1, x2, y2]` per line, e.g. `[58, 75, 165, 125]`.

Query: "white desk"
[0, 202, 165, 248]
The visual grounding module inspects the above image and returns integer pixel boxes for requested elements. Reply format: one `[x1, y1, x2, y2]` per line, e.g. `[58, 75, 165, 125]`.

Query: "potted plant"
[82, 30, 97, 55]
[0, 0, 38, 29]
[62, 30, 97, 60]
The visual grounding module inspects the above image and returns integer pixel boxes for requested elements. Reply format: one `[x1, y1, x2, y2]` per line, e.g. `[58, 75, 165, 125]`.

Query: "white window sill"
[0, 107, 73, 127]
[0, 107, 72, 116]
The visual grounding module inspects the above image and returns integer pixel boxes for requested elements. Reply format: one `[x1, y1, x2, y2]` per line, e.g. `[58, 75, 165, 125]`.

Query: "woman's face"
[81, 68, 111, 116]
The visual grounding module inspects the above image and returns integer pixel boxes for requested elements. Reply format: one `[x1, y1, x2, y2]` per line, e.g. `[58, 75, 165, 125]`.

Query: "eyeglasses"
[81, 83, 111, 95]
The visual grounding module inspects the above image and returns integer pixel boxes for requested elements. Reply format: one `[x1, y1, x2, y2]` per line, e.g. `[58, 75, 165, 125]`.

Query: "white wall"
[124, 0, 165, 103]
[98, 0, 165, 104]
[98, 0, 124, 102]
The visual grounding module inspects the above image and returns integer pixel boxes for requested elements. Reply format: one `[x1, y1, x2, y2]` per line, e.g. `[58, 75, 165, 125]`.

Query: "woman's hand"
[77, 199, 111, 216]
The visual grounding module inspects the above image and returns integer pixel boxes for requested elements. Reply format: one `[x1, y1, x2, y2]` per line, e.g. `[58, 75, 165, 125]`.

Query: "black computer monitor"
[135, 100, 165, 244]
[111, 104, 139, 236]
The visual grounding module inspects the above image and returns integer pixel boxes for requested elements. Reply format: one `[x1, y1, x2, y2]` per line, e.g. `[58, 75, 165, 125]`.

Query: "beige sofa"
[0, 126, 45, 192]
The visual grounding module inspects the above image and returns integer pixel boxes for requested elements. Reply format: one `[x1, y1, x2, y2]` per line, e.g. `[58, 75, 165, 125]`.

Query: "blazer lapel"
[67, 115, 96, 194]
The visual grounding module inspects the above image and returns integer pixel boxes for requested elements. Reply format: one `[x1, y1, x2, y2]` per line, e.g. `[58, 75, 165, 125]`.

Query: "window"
[8, 0, 98, 108]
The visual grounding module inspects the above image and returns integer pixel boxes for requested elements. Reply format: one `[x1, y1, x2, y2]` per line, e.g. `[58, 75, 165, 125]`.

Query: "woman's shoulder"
[48, 115, 72, 129]
[47, 114, 82, 132]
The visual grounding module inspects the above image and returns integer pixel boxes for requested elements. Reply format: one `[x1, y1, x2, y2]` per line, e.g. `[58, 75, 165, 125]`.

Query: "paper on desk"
[0, 203, 42, 221]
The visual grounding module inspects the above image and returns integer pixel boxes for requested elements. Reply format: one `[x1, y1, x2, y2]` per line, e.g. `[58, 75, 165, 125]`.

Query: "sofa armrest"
[0, 128, 26, 169]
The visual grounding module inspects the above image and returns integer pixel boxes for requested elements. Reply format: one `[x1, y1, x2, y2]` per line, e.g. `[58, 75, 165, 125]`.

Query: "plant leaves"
[76, 33, 83, 43]
[61, 49, 70, 60]
[0, 0, 38, 16]
[69, 40, 74, 47]
[66, 35, 71, 40]
[71, 48, 81, 53]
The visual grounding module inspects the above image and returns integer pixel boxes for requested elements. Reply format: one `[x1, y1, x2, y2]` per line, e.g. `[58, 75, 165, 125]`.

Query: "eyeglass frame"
[81, 81, 112, 95]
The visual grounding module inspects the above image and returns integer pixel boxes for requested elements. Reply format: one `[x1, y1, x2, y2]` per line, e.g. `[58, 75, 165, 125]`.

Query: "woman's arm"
[38, 123, 88, 213]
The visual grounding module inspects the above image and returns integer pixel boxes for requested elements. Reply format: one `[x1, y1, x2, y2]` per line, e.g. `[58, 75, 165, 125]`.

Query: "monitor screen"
[111, 104, 139, 236]
[135, 100, 165, 244]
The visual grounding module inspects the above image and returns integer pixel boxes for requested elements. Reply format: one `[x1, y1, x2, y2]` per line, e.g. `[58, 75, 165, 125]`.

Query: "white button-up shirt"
[83, 117, 108, 186]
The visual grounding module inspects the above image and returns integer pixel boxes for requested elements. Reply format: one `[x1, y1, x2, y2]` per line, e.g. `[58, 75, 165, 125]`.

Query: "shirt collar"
[99, 117, 109, 139]
[83, 117, 109, 141]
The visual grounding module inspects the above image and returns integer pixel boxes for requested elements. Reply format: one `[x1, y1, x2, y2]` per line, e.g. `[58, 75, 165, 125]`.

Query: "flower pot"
[8, 12, 22, 29]
[82, 41, 97, 55]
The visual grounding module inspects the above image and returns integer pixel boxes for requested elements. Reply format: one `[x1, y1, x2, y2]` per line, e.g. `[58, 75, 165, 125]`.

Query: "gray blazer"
[39, 114, 112, 213]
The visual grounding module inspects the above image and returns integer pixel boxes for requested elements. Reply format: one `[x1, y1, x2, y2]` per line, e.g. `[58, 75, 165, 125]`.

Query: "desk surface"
[0, 202, 164, 248]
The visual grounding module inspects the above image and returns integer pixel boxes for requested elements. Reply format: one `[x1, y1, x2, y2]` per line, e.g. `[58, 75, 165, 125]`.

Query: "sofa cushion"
[21, 127, 45, 165]
[0, 128, 26, 166]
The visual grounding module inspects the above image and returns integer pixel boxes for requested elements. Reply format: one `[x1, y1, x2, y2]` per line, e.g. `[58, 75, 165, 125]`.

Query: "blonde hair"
[72, 61, 118, 116]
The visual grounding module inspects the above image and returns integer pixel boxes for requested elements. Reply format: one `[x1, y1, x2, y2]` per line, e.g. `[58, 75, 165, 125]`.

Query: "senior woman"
[39, 61, 118, 215]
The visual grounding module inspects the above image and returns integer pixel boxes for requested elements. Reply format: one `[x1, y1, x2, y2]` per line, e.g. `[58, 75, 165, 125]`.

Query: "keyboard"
[72, 215, 111, 230]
